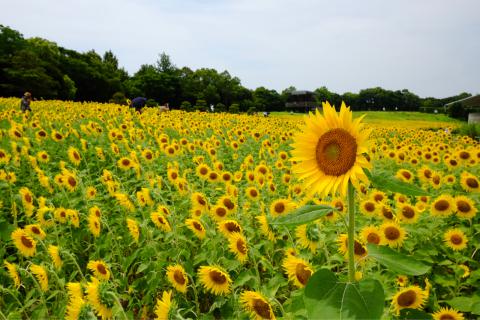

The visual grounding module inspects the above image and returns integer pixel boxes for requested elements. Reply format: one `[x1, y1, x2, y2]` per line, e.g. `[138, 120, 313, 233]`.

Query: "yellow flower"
[430, 195, 455, 217]
[185, 218, 206, 240]
[151, 211, 171, 232]
[19, 187, 35, 217]
[65, 282, 86, 320]
[67, 147, 82, 166]
[460, 172, 479, 193]
[217, 220, 243, 238]
[86, 277, 113, 319]
[454, 196, 477, 219]
[240, 290, 276, 320]
[154, 290, 173, 320]
[282, 255, 313, 288]
[432, 307, 464, 320]
[11, 228, 36, 257]
[87, 260, 111, 281]
[30, 264, 49, 292]
[396, 169, 414, 183]
[391, 285, 428, 315]
[126, 218, 140, 242]
[295, 223, 321, 253]
[25, 224, 46, 240]
[360, 225, 383, 245]
[380, 222, 407, 248]
[444, 229, 468, 251]
[48, 245, 63, 270]
[198, 266, 232, 295]
[4, 261, 21, 288]
[269, 198, 295, 217]
[228, 232, 248, 263]
[397, 203, 419, 224]
[166, 265, 188, 293]
[256, 215, 276, 242]
[291, 101, 370, 197]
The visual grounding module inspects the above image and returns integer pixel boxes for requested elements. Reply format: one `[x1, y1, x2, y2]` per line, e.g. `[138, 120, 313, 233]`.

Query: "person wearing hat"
[20, 92, 32, 112]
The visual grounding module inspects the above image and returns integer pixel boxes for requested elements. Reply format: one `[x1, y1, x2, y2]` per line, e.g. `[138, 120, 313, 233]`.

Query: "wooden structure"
[285, 90, 318, 112]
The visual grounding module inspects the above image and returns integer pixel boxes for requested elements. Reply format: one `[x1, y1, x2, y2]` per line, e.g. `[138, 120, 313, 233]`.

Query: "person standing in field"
[130, 97, 147, 113]
[20, 92, 32, 112]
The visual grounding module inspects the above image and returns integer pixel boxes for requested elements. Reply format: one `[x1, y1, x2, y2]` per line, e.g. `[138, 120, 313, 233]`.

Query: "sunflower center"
[466, 178, 479, 188]
[199, 167, 208, 175]
[274, 202, 285, 214]
[31, 226, 40, 234]
[24, 194, 32, 203]
[73, 152, 80, 160]
[216, 207, 227, 217]
[382, 207, 393, 219]
[66, 177, 77, 188]
[97, 264, 107, 274]
[397, 290, 416, 307]
[253, 299, 272, 319]
[250, 189, 258, 197]
[402, 207, 415, 219]
[439, 314, 456, 320]
[385, 226, 400, 240]
[315, 128, 358, 176]
[367, 233, 381, 244]
[193, 221, 203, 231]
[450, 234, 463, 245]
[354, 241, 366, 256]
[374, 194, 384, 202]
[364, 202, 375, 212]
[223, 199, 235, 210]
[457, 200, 471, 213]
[295, 263, 312, 285]
[209, 270, 227, 284]
[225, 222, 240, 233]
[402, 171, 411, 179]
[171, 172, 178, 179]
[21, 235, 34, 248]
[197, 197, 206, 206]
[173, 270, 186, 285]
[236, 239, 247, 254]
[434, 200, 449, 211]
[459, 151, 470, 159]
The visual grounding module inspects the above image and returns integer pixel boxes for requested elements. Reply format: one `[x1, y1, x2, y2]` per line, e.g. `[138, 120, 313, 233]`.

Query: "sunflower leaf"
[304, 269, 384, 319]
[366, 170, 429, 196]
[367, 244, 431, 275]
[269, 205, 334, 226]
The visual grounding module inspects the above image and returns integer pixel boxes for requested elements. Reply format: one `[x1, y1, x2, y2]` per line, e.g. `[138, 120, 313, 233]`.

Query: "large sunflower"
[166, 265, 188, 293]
[154, 290, 173, 320]
[228, 232, 248, 263]
[432, 307, 464, 320]
[197, 266, 232, 295]
[282, 255, 313, 288]
[291, 102, 370, 197]
[454, 196, 477, 219]
[11, 228, 37, 257]
[240, 290, 276, 320]
[391, 285, 428, 315]
[87, 260, 111, 281]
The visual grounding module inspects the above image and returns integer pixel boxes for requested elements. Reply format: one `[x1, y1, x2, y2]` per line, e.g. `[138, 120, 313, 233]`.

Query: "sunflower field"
[0, 97, 479, 319]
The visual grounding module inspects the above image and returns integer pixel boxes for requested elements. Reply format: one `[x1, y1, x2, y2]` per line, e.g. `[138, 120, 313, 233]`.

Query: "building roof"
[290, 90, 314, 95]
[444, 94, 480, 107]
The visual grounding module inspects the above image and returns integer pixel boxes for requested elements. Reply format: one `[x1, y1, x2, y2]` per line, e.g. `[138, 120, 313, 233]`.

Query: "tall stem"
[347, 182, 356, 283]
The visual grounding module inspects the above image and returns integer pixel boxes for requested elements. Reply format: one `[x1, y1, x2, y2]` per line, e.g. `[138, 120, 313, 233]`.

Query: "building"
[285, 90, 318, 112]
[444, 94, 480, 123]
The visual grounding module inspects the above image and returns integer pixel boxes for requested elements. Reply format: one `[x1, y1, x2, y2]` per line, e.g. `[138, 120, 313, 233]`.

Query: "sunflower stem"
[347, 182, 356, 283]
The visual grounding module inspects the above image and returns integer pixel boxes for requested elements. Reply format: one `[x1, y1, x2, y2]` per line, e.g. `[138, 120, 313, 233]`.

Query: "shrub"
[453, 123, 480, 140]
[146, 99, 158, 107]
[229, 103, 240, 114]
[195, 99, 207, 112]
[448, 102, 467, 120]
[111, 92, 128, 105]
[247, 106, 256, 115]
[180, 101, 192, 112]
[215, 103, 226, 113]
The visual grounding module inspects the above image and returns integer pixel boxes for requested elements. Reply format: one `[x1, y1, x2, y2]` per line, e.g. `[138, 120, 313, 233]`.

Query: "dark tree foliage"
[0, 25, 473, 114]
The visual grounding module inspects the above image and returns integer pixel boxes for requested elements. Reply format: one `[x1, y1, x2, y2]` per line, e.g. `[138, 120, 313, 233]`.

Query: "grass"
[270, 111, 462, 129]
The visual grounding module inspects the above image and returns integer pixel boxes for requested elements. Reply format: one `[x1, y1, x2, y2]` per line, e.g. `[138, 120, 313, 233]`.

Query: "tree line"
[0, 25, 473, 113]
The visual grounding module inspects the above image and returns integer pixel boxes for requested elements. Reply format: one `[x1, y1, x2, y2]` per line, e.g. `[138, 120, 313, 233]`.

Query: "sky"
[1, 0, 479, 98]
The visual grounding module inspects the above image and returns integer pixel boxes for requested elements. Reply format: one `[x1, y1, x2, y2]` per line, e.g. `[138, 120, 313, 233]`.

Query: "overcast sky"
[1, 0, 479, 98]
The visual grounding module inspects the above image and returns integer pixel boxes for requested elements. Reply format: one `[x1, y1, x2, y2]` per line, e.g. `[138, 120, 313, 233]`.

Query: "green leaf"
[367, 244, 431, 276]
[304, 269, 384, 320]
[398, 308, 432, 319]
[366, 171, 429, 196]
[270, 205, 334, 226]
[446, 296, 480, 313]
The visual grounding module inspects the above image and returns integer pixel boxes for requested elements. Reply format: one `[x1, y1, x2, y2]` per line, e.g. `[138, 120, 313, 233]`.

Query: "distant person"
[20, 92, 32, 112]
[130, 97, 147, 113]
